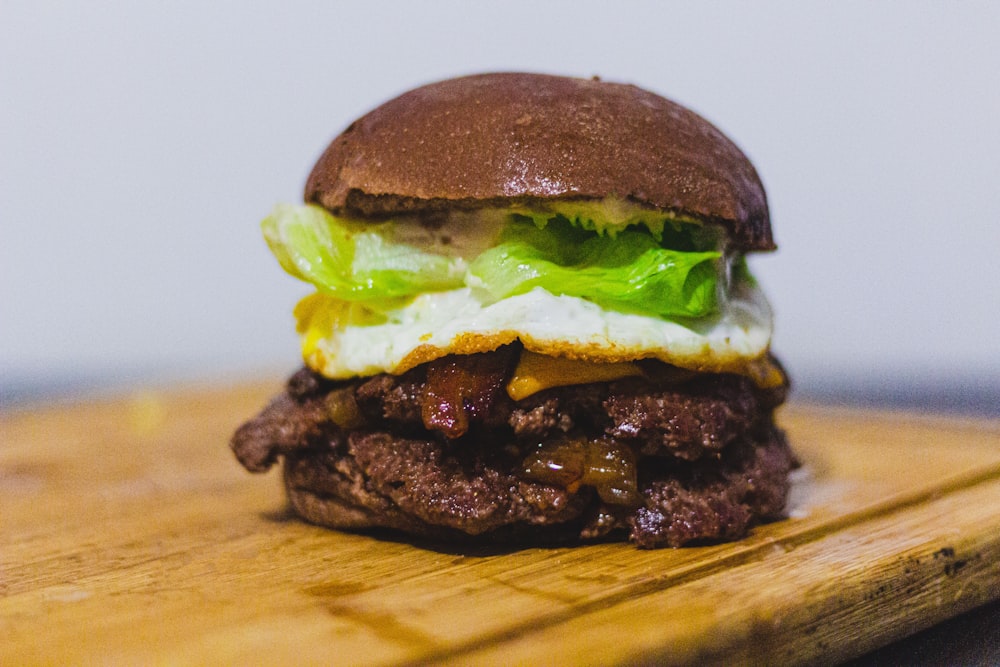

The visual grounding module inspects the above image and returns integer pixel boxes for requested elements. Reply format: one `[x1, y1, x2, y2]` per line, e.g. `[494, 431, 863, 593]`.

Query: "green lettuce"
[261, 204, 466, 300]
[468, 217, 721, 318]
[262, 204, 724, 319]
[509, 203, 719, 251]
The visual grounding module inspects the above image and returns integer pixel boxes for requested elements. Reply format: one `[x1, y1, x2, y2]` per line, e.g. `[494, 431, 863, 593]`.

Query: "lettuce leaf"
[261, 204, 466, 300]
[509, 202, 718, 250]
[262, 204, 724, 320]
[468, 217, 721, 318]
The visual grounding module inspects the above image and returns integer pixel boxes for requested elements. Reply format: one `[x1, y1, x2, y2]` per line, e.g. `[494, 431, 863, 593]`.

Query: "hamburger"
[231, 72, 795, 548]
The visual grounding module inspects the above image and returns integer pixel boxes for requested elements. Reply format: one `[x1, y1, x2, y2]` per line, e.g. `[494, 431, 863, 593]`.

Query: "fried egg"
[294, 276, 775, 384]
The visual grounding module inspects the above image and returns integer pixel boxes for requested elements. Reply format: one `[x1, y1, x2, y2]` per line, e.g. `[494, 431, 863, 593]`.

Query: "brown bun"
[305, 72, 774, 252]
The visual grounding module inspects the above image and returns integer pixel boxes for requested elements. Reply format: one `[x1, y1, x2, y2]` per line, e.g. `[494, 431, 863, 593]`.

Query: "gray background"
[3, 1, 998, 412]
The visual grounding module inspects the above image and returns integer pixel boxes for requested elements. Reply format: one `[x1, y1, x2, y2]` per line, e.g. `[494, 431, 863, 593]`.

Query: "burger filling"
[234, 200, 792, 547]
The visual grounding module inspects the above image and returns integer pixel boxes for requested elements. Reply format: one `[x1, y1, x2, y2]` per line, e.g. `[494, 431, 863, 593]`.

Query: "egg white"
[296, 278, 773, 379]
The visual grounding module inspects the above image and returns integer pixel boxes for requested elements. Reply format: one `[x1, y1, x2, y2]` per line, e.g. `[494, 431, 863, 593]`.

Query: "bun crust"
[305, 72, 774, 251]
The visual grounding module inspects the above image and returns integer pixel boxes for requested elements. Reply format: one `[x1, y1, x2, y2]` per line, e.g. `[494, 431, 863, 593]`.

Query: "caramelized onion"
[324, 387, 364, 429]
[521, 437, 638, 506]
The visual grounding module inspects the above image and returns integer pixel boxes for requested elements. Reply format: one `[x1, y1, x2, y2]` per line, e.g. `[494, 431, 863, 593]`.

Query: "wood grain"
[2, 381, 998, 665]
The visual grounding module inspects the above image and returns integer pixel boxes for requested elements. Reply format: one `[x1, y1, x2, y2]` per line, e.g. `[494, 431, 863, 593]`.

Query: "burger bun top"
[305, 72, 774, 252]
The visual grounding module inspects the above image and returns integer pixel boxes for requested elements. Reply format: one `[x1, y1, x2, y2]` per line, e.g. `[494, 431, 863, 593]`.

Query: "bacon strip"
[420, 347, 517, 438]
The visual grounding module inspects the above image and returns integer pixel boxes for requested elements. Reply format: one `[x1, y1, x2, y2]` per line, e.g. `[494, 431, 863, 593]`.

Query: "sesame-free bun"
[305, 72, 774, 251]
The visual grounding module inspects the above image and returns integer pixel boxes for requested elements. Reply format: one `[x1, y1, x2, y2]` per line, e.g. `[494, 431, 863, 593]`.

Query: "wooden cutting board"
[2, 381, 998, 665]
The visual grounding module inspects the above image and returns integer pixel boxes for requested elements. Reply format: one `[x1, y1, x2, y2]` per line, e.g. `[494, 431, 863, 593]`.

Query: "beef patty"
[231, 345, 794, 548]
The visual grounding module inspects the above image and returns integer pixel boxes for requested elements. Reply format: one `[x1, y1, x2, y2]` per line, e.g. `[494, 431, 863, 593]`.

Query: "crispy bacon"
[420, 347, 517, 438]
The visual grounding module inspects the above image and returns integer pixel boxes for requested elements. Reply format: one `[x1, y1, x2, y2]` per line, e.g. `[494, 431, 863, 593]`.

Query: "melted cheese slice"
[506, 351, 644, 401]
[294, 278, 775, 384]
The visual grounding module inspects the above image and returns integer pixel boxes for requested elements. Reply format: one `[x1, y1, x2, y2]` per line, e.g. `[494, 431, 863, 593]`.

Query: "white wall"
[2, 2, 999, 405]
